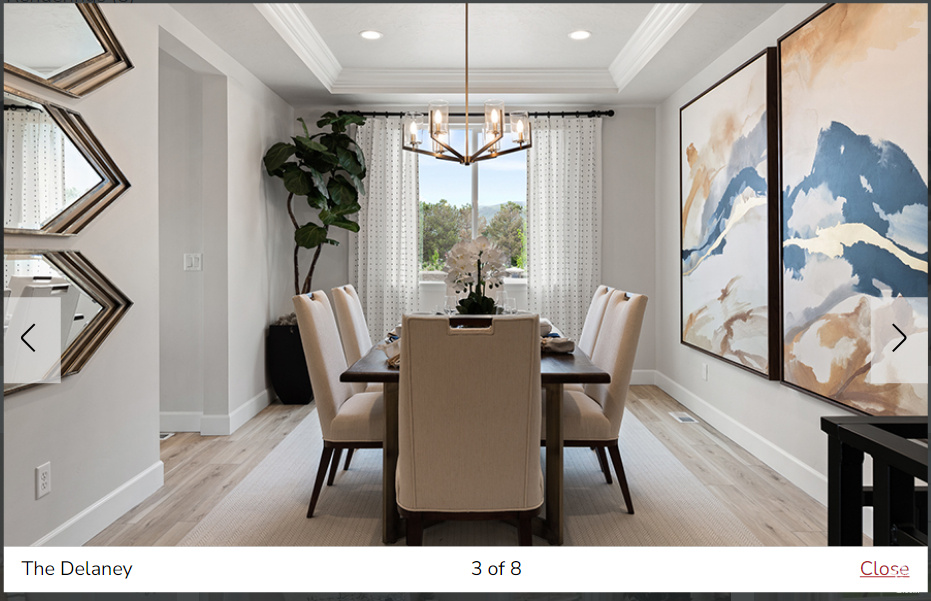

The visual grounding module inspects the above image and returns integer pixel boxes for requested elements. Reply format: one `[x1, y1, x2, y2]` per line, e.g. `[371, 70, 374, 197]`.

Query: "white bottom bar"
[4, 546, 927, 593]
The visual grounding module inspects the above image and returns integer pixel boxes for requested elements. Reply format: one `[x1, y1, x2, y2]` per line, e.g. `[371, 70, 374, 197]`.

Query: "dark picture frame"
[679, 47, 780, 380]
[778, 3, 928, 416]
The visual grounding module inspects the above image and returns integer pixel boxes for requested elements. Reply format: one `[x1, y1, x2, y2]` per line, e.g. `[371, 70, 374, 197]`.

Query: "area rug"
[179, 408, 762, 546]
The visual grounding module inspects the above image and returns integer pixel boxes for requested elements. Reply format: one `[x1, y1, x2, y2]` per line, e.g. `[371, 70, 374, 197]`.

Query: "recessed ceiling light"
[569, 30, 591, 41]
[360, 30, 383, 40]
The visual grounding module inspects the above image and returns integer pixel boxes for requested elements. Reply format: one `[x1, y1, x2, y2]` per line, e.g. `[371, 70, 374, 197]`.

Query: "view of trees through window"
[419, 128, 528, 271]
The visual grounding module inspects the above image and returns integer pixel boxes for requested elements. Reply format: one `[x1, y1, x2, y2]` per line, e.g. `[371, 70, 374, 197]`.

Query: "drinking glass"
[499, 291, 510, 314]
[445, 295, 458, 315]
[505, 297, 518, 314]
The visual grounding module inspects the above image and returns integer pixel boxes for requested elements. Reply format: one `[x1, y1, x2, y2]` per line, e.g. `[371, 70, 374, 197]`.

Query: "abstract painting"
[780, 4, 928, 415]
[680, 48, 778, 378]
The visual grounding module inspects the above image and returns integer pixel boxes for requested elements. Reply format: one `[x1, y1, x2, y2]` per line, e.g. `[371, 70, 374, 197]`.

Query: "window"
[419, 127, 527, 272]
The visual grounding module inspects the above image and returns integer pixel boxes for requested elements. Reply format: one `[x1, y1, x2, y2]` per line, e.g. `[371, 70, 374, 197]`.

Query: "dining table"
[340, 326, 610, 545]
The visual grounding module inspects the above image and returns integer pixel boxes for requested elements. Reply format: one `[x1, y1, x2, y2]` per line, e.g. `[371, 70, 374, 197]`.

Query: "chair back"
[331, 284, 373, 365]
[584, 290, 648, 437]
[397, 314, 543, 512]
[293, 291, 355, 440]
[577, 285, 613, 356]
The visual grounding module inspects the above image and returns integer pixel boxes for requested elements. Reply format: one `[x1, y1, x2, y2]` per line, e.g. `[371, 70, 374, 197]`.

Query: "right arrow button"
[892, 323, 907, 352]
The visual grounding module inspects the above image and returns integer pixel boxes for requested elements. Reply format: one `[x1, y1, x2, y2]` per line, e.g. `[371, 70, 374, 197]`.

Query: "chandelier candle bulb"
[511, 111, 529, 145]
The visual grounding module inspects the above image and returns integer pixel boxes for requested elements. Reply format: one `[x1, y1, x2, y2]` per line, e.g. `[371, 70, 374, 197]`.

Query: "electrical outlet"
[702, 363, 709, 381]
[36, 462, 51, 499]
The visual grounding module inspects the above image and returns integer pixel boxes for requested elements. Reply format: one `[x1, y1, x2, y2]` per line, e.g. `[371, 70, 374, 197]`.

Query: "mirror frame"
[3, 4, 133, 98]
[4, 249, 132, 395]
[4, 85, 131, 236]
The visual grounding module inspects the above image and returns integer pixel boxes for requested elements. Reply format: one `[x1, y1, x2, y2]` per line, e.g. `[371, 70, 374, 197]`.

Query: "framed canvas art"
[680, 48, 779, 379]
[779, 4, 928, 415]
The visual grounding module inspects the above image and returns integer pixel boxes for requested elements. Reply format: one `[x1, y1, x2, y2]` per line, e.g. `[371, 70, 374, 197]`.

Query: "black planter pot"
[267, 324, 313, 405]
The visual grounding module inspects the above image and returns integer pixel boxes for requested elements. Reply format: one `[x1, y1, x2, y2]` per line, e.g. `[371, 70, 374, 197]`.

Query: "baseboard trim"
[32, 460, 164, 546]
[631, 369, 657, 386]
[159, 411, 203, 433]
[200, 389, 270, 436]
[653, 371, 828, 505]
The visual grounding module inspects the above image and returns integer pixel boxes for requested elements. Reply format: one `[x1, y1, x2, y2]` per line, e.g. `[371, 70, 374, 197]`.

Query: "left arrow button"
[21, 323, 36, 352]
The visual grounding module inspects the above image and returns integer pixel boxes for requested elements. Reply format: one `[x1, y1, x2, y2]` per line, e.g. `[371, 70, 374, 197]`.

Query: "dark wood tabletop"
[341, 346, 610, 385]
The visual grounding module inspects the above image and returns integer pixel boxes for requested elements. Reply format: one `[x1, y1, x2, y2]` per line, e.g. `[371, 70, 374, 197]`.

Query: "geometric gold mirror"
[3, 250, 132, 395]
[3, 4, 133, 98]
[3, 86, 130, 236]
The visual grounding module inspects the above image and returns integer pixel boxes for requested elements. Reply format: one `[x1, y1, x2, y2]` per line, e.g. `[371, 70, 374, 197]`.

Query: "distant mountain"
[479, 201, 525, 221]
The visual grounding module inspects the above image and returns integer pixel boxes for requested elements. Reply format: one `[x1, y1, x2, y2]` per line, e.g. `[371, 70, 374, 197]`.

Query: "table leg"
[544, 382, 564, 545]
[382, 382, 401, 544]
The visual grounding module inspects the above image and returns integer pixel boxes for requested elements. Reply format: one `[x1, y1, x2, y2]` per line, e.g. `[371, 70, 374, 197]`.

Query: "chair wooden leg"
[607, 443, 634, 514]
[406, 512, 423, 546]
[327, 448, 343, 486]
[308, 444, 334, 518]
[518, 511, 533, 546]
[595, 446, 612, 484]
[343, 448, 354, 470]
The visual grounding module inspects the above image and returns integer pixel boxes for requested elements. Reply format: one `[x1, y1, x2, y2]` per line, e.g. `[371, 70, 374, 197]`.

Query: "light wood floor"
[87, 385, 847, 546]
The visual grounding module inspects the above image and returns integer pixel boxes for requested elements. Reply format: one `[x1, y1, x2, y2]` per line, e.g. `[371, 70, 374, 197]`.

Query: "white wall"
[4, 3, 296, 545]
[4, 5, 166, 546]
[653, 3, 854, 504]
[600, 108, 656, 372]
[158, 50, 206, 428]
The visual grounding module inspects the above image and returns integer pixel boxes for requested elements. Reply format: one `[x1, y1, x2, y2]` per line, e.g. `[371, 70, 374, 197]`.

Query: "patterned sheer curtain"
[526, 116, 603, 342]
[4, 108, 66, 230]
[351, 117, 420, 341]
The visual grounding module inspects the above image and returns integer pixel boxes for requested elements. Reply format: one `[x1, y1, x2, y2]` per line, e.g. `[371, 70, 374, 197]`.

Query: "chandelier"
[401, 3, 531, 165]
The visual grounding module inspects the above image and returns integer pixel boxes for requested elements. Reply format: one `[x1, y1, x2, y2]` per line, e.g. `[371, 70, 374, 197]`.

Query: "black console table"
[821, 415, 927, 546]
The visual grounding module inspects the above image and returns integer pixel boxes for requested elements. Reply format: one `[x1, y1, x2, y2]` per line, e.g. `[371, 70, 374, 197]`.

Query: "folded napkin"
[376, 338, 402, 368]
[539, 318, 553, 336]
[541, 336, 575, 353]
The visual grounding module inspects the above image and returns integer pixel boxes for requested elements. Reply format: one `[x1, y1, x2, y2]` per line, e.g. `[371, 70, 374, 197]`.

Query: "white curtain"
[4, 108, 66, 230]
[526, 116, 603, 342]
[351, 117, 420, 341]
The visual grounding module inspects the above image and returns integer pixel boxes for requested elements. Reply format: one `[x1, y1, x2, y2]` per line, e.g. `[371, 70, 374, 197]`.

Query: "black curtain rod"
[4, 104, 39, 111]
[338, 109, 614, 119]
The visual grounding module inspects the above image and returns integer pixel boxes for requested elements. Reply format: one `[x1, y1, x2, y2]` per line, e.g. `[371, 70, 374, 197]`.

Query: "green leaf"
[341, 113, 366, 127]
[316, 112, 338, 129]
[306, 188, 327, 209]
[336, 146, 363, 175]
[264, 142, 296, 174]
[327, 176, 357, 206]
[331, 217, 360, 233]
[294, 136, 327, 154]
[297, 117, 310, 137]
[307, 168, 329, 199]
[318, 209, 337, 226]
[348, 140, 366, 173]
[331, 201, 361, 217]
[348, 173, 366, 197]
[325, 238, 340, 246]
[294, 223, 328, 249]
[282, 165, 311, 196]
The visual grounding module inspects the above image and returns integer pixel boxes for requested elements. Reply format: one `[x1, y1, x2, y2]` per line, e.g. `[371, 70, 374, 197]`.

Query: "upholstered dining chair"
[292, 291, 384, 517]
[577, 285, 613, 357]
[397, 314, 544, 545]
[331, 284, 384, 471]
[547, 289, 647, 514]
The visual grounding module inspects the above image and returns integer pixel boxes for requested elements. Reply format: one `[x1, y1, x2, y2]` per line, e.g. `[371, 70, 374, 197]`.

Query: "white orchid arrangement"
[445, 236, 508, 314]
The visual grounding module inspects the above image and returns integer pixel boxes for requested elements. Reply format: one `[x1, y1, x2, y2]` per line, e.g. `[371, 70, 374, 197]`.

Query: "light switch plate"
[183, 253, 203, 271]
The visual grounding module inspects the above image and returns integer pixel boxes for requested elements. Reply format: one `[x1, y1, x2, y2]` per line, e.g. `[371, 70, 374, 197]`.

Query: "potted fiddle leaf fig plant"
[263, 111, 367, 404]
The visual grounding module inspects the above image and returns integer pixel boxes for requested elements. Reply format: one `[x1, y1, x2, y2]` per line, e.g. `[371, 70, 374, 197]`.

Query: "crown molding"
[255, 3, 341, 91]
[609, 3, 701, 93]
[332, 68, 617, 95]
